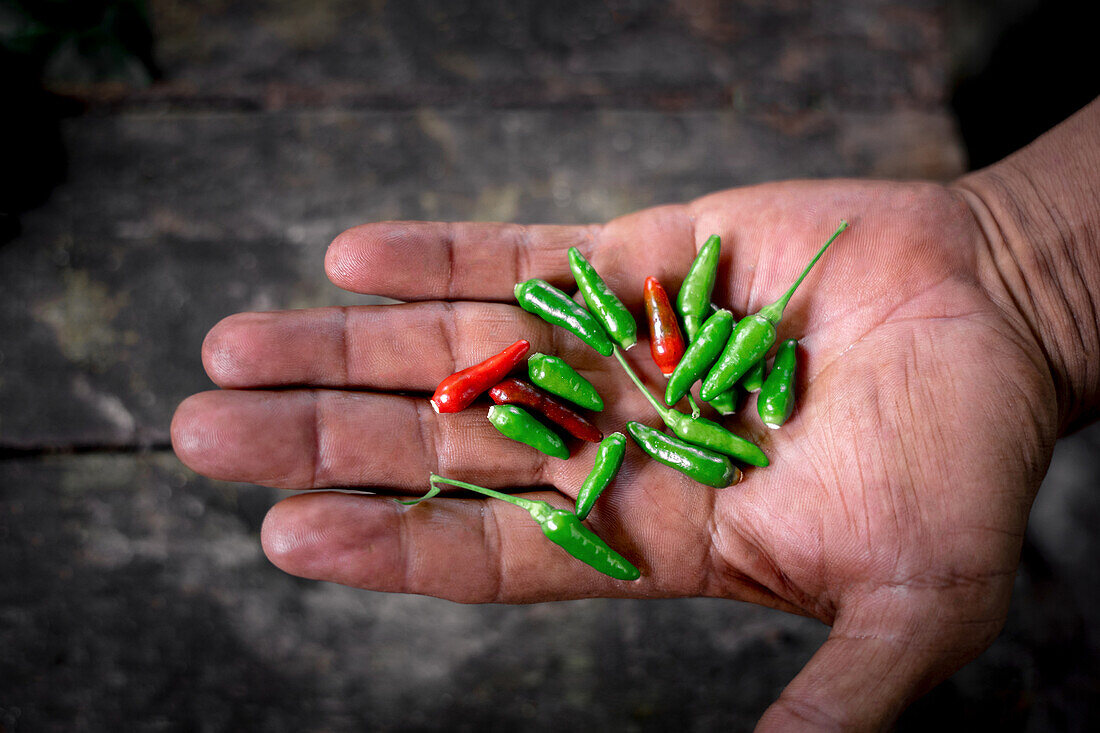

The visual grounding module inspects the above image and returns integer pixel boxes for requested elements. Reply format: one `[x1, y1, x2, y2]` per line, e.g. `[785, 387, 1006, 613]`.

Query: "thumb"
[755, 600, 996, 732]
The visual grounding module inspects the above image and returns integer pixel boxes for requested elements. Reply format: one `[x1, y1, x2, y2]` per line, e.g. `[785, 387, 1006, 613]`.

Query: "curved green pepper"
[625, 422, 740, 488]
[668, 412, 767, 467]
[664, 309, 733, 406]
[487, 404, 569, 460]
[675, 244, 737, 414]
[514, 279, 613, 356]
[575, 432, 627, 520]
[739, 358, 766, 393]
[402, 474, 640, 581]
[702, 221, 847, 400]
[701, 314, 774, 400]
[568, 248, 637, 350]
[614, 348, 767, 467]
[527, 353, 604, 412]
[705, 385, 742, 415]
[758, 338, 798, 428]
[676, 234, 721, 341]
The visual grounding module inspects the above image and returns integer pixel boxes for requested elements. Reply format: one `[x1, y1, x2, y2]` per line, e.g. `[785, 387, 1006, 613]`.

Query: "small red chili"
[643, 276, 685, 376]
[488, 378, 603, 443]
[430, 339, 530, 414]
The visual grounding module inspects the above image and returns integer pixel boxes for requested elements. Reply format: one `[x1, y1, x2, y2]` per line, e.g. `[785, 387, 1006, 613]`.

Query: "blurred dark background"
[2, 1, 1098, 730]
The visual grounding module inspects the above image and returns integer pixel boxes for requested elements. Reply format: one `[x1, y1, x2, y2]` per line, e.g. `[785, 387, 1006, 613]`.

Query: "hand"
[172, 179, 1057, 730]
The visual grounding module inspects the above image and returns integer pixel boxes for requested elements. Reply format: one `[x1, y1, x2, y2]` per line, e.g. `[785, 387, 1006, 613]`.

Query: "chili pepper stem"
[758, 220, 848, 325]
[612, 346, 675, 422]
[426, 474, 550, 518]
[687, 394, 702, 419]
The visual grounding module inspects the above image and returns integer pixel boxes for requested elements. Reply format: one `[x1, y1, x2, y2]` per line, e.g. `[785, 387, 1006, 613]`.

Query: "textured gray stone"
[0, 453, 829, 731]
[5, 0, 1099, 729]
[65, 0, 950, 114]
[2, 452, 1098, 731]
[0, 106, 962, 449]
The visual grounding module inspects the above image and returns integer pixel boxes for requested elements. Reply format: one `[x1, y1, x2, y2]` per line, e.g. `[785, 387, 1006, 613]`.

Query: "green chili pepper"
[625, 422, 740, 488]
[701, 220, 847, 400]
[739, 358, 766, 393]
[575, 432, 626, 520]
[669, 413, 766, 466]
[527, 353, 603, 412]
[705, 386, 742, 415]
[568, 248, 637, 350]
[676, 234, 721, 341]
[514, 279, 613, 357]
[672, 237, 736, 414]
[758, 339, 798, 428]
[487, 404, 569, 460]
[664, 309, 733, 406]
[400, 474, 640, 581]
[614, 347, 768, 467]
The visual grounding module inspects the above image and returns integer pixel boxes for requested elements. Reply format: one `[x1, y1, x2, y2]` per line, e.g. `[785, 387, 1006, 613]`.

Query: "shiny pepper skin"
[665, 309, 733, 406]
[430, 339, 530, 413]
[489, 378, 602, 443]
[643, 276, 685, 376]
[574, 432, 627, 520]
[701, 314, 774, 400]
[701, 221, 847, 401]
[527, 353, 604, 411]
[664, 412, 768, 467]
[758, 338, 798, 428]
[569, 247, 637, 350]
[515, 279, 613, 356]
[487, 404, 569, 459]
[705, 386, 742, 415]
[406, 475, 640, 581]
[625, 421, 740, 488]
[739, 358, 766, 393]
[537, 505, 640, 580]
[676, 234, 721, 341]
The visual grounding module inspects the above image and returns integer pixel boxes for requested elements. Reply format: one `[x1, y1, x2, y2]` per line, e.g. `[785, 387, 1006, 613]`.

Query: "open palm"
[173, 179, 1057, 730]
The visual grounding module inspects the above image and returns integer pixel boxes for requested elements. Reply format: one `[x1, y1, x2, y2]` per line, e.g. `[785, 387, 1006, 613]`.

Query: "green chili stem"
[758, 220, 848, 325]
[612, 346, 674, 422]
[428, 473, 540, 513]
[687, 394, 701, 419]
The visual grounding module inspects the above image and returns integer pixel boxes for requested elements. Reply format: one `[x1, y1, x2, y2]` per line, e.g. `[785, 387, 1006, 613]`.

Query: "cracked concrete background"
[2, 1, 1098, 731]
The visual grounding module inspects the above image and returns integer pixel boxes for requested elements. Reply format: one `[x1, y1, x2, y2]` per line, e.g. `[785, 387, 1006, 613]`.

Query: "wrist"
[953, 98, 1100, 433]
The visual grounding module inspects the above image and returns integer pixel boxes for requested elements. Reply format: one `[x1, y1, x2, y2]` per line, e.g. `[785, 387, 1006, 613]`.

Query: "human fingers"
[200, 302, 603, 390]
[323, 208, 704, 305]
[325, 221, 604, 301]
[170, 389, 568, 490]
[260, 490, 649, 602]
[260, 484, 806, 607]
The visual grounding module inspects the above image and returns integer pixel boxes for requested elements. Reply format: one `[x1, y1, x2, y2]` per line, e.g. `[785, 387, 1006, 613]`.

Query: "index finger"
[325, 221, 603, 302]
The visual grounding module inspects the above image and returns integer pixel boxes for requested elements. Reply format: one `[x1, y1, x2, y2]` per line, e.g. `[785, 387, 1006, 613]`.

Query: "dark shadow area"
[0, 46, 70, 244]
[0, 0, 159, 243]
[952, 0, 1100, 170]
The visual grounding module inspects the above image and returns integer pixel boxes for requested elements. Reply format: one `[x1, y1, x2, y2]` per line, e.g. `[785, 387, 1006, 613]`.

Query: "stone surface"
[0, 106, 963, 449]
[0, 453, 829, 731]
[1, 451, 1098, 731]
[59, 0, 950, 114]
[4, 0, 1099, 730]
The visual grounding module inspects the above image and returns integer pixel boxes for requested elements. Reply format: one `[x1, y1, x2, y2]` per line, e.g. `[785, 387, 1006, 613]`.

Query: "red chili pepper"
[430, 339, 531, 413]
[643, 276, 685, 376]
[489, 378, 603, 443]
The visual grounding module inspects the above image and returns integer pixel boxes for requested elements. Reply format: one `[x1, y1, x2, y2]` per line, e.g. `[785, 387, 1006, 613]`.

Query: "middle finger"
[201, 302, 604, 391]
[171, 389, 570, 491]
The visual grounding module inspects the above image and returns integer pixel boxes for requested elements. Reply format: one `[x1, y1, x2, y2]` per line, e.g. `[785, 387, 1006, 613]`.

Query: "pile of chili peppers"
[413, 220, 849, 580]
